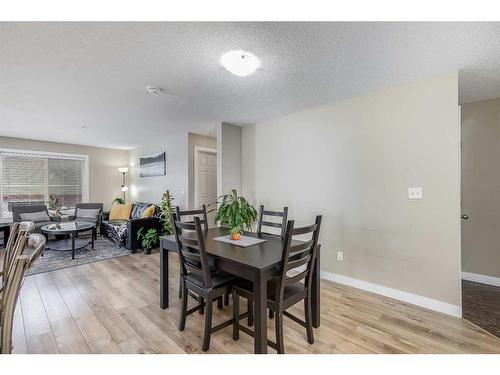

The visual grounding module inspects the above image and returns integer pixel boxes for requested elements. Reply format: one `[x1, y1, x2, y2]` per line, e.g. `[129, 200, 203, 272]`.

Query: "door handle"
[461, 214, 469, 220]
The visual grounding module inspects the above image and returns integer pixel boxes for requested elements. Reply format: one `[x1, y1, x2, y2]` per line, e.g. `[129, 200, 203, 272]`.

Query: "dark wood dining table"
[159, 227, 321, 354]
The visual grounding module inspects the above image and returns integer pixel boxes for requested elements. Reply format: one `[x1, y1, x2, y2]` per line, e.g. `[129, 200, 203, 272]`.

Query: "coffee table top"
[41, 221, 94, 234]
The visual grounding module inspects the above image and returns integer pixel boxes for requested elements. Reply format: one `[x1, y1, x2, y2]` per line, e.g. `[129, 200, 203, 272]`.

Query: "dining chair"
[256, 205, 289, 318]
[174, 205, 209, 299]
[173, 214, 235, 351]
[256, 205, 288, 238]
[232, 215, 322, 354]
[0, 232, 46, 354]
[175, 205, 209, 230]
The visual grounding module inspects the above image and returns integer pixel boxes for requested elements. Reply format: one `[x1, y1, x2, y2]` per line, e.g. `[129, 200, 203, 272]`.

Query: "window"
[0, 149, 89, 220]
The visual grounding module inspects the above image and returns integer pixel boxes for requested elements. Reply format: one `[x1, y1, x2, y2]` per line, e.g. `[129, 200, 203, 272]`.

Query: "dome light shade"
[220, 50, 260, 77]
[118, 167, 129, 173]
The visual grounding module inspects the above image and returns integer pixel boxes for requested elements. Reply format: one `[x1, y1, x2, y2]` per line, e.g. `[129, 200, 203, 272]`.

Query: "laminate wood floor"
[10, 250, 500, 354]
[462, 280, 500, 339]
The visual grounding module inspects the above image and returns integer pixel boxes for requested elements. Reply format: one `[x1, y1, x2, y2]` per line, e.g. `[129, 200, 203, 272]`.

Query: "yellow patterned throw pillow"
[109, 204, 133, 220]
[141, 205, 156, 218]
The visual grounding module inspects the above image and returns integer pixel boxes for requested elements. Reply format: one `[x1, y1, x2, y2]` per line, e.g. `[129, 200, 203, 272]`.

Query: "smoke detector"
[146, 86, 162, 94]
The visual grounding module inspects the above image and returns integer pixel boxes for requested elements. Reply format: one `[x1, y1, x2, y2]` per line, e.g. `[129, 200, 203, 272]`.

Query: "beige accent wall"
[0, 136, 128, 211]
[188, 133, 216, 209]
[461, 97, 500, 278]
[242, 72, 461, 306]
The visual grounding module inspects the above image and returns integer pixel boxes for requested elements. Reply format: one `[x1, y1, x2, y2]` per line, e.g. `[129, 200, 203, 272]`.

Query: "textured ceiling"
[1, 22, 500, 149]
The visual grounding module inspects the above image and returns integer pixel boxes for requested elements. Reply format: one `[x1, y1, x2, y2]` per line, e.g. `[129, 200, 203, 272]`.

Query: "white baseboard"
[320, 270, 462, 318]
[462, 272, 500, 287]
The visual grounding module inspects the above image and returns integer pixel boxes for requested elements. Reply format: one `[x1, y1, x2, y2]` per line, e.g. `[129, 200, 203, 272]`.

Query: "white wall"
[217, 123, 242, 197]
[128, 133, 188, 208]
[242, 72, 461, 311]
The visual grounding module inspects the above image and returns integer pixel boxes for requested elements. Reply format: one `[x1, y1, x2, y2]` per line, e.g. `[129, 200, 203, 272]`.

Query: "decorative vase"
[231, 233, 241, 241]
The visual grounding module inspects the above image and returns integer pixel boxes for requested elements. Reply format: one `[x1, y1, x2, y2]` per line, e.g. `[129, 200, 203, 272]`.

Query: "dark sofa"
[100, 202, 161, 253]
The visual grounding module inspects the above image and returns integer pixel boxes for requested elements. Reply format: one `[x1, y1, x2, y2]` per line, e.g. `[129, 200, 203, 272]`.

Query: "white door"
[195, 149, 217, 227]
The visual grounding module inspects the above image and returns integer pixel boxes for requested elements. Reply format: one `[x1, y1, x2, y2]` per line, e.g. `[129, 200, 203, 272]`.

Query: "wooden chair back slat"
[181, 250, 202, 262]
[175, 205, 209, 230]
[291, 223, 318, 236]
[178, 235, 199, 247]
[289, 239, 315, 253]
[284, 255, 311, 272]
[284, 270, 308, 287]
[261, 209, 286, 217]
[173, 213, 213, 288]
[260, 221, 282, 229]
[5, 233, 29, 286]
[3, 221, 33, 277]
[2, 222, 19, 279]
[256, 205, 288, 238]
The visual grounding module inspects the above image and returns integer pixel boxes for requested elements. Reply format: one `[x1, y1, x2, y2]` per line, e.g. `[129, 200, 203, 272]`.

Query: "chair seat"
[185, 271, 237, 289]
[233, 278, 307, 303]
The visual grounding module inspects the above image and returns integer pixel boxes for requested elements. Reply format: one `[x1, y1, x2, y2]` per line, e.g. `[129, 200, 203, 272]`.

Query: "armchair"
[69, 203, 104, 240]
[11, 204, 55, 234]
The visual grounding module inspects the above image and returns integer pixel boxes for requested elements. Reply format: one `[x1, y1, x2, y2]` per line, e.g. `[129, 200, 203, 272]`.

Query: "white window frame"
[0, 148, 89, 221]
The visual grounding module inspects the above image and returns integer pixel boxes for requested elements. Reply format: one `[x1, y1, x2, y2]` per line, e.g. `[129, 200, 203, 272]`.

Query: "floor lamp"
[118, 167, 129, 202]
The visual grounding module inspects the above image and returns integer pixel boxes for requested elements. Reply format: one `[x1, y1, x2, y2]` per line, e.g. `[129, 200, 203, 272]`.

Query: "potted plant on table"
[214, 189, 258, 240]
[48, 194, 62, 219]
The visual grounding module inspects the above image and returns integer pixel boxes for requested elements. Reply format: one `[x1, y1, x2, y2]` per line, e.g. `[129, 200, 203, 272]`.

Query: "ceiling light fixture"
[220, 50, 260, 77]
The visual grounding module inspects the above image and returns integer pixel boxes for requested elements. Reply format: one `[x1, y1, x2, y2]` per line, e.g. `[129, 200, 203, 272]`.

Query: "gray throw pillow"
[20, 211, 51, 223]
[76, 208, 100, 222]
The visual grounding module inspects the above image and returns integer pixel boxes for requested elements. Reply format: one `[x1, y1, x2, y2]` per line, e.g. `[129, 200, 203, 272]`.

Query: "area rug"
[26, 235, 131, 276]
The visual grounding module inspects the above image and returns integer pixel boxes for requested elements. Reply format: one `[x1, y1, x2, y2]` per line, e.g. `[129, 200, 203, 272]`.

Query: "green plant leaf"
[214, 189, 258, 234]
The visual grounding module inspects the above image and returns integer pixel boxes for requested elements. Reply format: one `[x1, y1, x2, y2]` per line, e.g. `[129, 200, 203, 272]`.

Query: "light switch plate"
[408, 187, 423, 199]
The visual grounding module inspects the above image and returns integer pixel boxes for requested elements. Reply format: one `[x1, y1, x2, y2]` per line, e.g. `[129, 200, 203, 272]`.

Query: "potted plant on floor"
[137, 227, 159, 255]
[214, 189, 258, 240]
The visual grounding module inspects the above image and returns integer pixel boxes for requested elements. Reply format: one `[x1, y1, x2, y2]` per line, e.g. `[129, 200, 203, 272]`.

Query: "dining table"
[159, 227, 321, 354]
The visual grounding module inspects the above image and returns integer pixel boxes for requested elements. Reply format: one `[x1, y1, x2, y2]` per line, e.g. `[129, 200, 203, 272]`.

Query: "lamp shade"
[118, 167, 129, 173]
[121, 185, 129, 192]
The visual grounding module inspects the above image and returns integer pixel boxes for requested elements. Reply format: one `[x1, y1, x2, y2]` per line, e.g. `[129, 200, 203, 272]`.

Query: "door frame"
[193, 146, 217, 209]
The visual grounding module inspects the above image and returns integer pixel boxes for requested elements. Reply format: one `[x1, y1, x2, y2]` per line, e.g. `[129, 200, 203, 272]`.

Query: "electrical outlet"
[408, 187, 423, 199]
[337, 251, 344, 261]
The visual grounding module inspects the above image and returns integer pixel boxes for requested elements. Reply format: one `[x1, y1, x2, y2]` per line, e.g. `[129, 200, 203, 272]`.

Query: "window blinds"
[0, 150, 88, 220]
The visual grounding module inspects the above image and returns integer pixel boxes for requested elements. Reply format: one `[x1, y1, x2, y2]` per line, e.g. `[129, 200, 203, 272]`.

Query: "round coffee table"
[41, 221, 96, 260]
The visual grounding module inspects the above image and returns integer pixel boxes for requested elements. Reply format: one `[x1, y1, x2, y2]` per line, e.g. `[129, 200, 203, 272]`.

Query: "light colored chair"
[0, 222, 34, 294]
[0, 230, 45, 354]
[0, 255, 28, 354]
